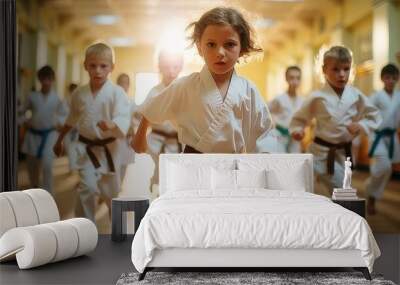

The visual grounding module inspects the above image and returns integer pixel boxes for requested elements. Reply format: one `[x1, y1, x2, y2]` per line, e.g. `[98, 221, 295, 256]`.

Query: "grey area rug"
[116, 271, 396, 285]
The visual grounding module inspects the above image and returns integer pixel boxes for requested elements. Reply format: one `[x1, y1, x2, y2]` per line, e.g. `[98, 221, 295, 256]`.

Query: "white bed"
[131, 154, 380, 280]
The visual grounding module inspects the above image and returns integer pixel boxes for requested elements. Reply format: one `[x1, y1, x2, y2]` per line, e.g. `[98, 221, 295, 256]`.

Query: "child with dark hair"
[21, 65, 67, 194]
[366, 63, 400, 215]
[63, 82, 79, 172]
[267, 65, 304, 153]
[116, 73, 136, 183]
[132, 7, 272, 154]
[290, 46, 381, 192]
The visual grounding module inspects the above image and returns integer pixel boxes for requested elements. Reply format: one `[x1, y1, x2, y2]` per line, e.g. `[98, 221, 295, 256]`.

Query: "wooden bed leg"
[354, 267, 371, 280]
[138, 268, 148, 281]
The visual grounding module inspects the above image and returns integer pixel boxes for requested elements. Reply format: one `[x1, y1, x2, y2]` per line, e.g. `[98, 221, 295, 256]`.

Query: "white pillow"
[167, 162, 212, 191]
[211, 169, 268, 190]
[237, 159, 307, 191]
[236, 169, 267, 189]
[265, 167, 306, 191]
[212, 168, 237, 190]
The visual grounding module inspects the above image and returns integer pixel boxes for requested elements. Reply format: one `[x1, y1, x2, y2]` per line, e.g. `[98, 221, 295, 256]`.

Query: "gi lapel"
[194, 66, 238, 152]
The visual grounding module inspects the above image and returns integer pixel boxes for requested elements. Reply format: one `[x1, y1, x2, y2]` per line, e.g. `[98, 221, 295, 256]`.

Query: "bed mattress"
[131, 190, 380, 273]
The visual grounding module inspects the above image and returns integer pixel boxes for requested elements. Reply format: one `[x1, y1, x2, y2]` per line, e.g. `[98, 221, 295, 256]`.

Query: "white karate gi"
[65, 80, 130, 221]
[145, 82, 181, 188]
[139, 66, 273, 153]
[120, 98, 137, 182]
[62, 97, 79, 171]
[268, 92, 304, 153]
[290, 83, 381, 191]
[366, 90, 400, 199]
[21, 90, 66, 194]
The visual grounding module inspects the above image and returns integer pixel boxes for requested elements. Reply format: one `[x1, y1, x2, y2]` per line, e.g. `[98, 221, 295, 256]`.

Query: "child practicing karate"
[116, 73, 136, 183]
[366, 63, 400, 215]
[63, 83, 79, 172]
[268, 66, 304, 153]
[21, 65, 67, 194]
[132, 7, 272, 154]
[146, 50, 183, 191]
[290, 46, 381, 192]
[54, 43, 130, 223]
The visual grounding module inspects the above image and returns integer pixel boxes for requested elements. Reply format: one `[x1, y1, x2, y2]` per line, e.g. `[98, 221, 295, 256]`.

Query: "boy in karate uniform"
[54, 43, 130, 222]
[116, 73, 136, 183]
[63, 83, 79, 172]
[22, 65, 67, 194]
[146, 51, 183, 191]
[268, 66, 304, 153]
[290, 46, 381, 191]
[366, 63, 400, 214]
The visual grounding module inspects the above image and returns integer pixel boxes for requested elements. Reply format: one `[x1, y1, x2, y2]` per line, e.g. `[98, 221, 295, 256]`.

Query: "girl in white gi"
[21, 65, 67, 194]
[290, 46, 381, 192]
[268, 66, 304, 153]
[146, 50, 183, 191]
[366, 63, 400, 215]
[132, 7, 272, 154]
[54, 43, 130, 223]
[116, 73, 136, 183]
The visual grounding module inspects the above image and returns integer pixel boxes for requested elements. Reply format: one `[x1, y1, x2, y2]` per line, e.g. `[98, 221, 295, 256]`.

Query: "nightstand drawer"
[332, 199, 366, 218]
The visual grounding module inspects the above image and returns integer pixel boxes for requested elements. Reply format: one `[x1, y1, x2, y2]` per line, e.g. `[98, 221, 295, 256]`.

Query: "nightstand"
[111, 197, 149, 242]
[332, 198, 366, 218]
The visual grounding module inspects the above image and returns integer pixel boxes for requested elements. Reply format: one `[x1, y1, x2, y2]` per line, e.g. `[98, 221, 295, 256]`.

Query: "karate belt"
[151, 129, 182, 153]
[28, 127, 56, 158]
[78, 135, 116, 172]
[368, 128, 396, 159]
[314, 137, 352, 175]
[183, 145, 202, 154]
[275, 124, 291, 152]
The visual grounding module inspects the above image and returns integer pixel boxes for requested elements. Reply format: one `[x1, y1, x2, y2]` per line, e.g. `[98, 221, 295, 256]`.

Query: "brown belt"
[78, 135, 116, 172]
[314, 137, 352, 175]
[183, 145, 202, 154]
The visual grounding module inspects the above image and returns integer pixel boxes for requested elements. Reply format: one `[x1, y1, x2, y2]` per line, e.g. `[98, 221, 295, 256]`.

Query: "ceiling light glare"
[253, 18, 275, 29]
[108, 37, 135, 47]
[91, 15, 120, 25]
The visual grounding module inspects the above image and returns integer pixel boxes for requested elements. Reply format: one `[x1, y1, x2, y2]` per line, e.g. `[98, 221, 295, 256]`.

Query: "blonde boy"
[290, 46, 381, 191]
[54, 43, 130, 222]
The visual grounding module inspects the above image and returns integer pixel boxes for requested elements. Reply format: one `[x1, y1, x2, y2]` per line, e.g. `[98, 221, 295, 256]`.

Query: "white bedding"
[131, 190, 380, 273]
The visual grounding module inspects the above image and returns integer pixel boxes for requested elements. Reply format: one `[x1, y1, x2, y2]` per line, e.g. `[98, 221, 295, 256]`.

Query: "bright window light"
[108, 37, 135, 47]
[135, 73, 159, 105]
[155, 21, 186, 55]
[91, 15, 120, 25]
[253, 18, 275, 29]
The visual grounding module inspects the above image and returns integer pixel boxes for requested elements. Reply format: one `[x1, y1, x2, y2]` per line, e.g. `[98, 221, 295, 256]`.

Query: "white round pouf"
[42, 221, 79, 262]
[24, 189, 60, 223]
[1, 192, 39, 227]
[0, 226, 57, 269]
[0, 196, 17, 237]
[65, 218, 98, 257]
[0, 190, 98, 269]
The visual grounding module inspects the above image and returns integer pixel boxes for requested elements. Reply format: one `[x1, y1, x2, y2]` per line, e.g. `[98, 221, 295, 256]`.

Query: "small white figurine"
[342, 157, 352, 189]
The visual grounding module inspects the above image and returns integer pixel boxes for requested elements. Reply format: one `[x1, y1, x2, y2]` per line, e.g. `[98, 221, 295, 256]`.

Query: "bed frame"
[138, 154, 371, 281]
[140, 248, 371, 280]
